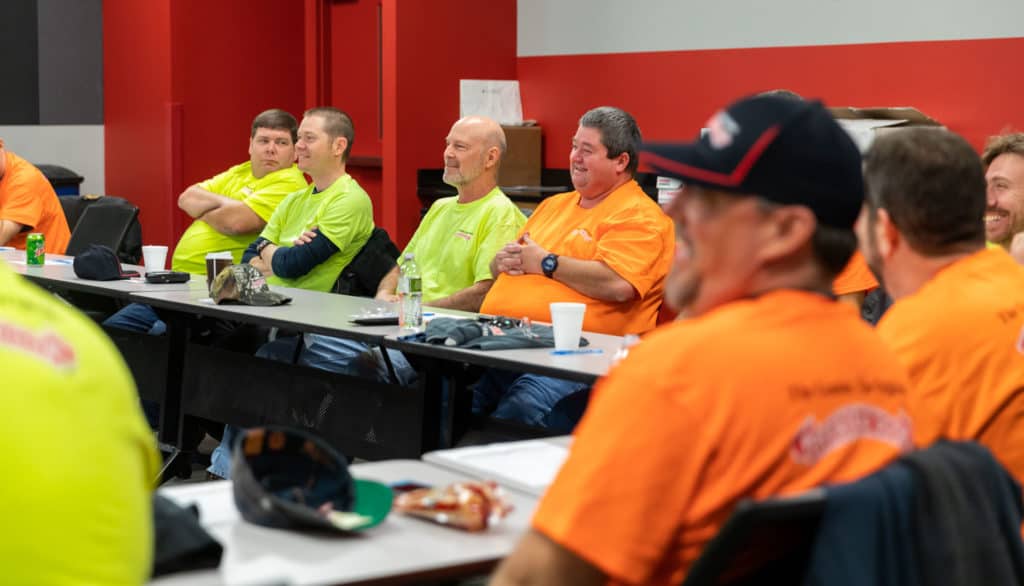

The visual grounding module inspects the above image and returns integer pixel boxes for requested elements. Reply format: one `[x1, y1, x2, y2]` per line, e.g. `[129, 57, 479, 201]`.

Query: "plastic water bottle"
[398, 253, 423, 331]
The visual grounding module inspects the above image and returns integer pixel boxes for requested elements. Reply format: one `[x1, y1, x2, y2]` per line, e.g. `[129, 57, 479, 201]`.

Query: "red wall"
[103, 0, 175, 246]
[105, 0, 305, 249]
[518, 38, 1024, 168]
[382, 0, 517, 247]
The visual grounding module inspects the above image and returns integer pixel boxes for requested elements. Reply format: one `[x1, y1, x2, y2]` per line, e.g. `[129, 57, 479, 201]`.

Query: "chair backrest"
[332, 227, 401, 297]
[682, 489, 826, 586]
[60, 194, 144, 263]
[65, 203, 139, 260]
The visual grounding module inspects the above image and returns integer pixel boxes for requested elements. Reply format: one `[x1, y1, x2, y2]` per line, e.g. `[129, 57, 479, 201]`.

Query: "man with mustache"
[474, 106, 674, 428]
[983, 132, 1024, 263]
[491, 94, 912, 585]
[862, 127, 1024, 486]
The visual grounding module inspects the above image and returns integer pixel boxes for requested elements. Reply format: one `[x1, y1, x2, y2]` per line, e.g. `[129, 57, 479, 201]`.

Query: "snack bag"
[393, 480, 513, 531]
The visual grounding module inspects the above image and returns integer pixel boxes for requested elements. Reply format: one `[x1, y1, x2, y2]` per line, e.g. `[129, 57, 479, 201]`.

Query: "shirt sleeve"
[0, 168, 46, 229]
[531, 344, 703, 584]
[315, 192, 372, 257]
[197, 168, 232, 194]
[593, 206, 673, 298]
[244, 170, 307, 223]
[472, 205, 527, 283]
[258, 194, 292, 246]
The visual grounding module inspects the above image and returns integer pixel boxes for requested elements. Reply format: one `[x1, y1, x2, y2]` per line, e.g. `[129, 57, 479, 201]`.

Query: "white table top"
[423, 436, 573, 497]
[2, 248, 199, 299]
[152, 459, 537, 585]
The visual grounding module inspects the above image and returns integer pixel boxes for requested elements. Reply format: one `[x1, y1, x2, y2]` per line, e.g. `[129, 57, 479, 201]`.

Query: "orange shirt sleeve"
[832, 251, 878, 296]
[0, 154, 47, 230]
[592, 205, 673, 299]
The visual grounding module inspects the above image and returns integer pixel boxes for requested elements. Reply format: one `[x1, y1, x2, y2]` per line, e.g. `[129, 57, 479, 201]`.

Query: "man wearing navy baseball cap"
[492, 95, 914, 585]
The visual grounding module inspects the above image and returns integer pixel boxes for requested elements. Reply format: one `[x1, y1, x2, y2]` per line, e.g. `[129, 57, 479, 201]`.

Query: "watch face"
[542, 255, 557, 274]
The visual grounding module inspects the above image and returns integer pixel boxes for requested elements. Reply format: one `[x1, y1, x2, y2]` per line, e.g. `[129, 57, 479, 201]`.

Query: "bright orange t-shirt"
[877, 247, 1024, 486]
[0, 152, 70, 253]
[533, 290, 912, 585]
[480, 180, 674, 335]
[832, 251, 878, 296]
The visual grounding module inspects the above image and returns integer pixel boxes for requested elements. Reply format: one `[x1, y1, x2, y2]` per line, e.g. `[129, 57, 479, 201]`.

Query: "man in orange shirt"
[861, 127, 1024, 486]
[473, 106, 674, 427]
[491, 95, 913, 585]
[0, 138, 71, 253]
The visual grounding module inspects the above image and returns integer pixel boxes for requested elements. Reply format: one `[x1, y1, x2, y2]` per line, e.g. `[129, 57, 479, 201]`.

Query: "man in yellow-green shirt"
[0, 260, 159, 584]
[172, 109, 308, 273]
[374, 115, 526, 310]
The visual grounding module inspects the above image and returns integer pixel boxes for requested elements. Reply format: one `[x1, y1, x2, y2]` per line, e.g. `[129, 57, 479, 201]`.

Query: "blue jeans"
[472, 370, 591, 429]
[207, 333, 417, 478]
[103, 302, 166, 335]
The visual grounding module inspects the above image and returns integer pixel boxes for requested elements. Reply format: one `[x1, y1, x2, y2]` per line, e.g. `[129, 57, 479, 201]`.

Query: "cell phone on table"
[145, 270, 191, 284]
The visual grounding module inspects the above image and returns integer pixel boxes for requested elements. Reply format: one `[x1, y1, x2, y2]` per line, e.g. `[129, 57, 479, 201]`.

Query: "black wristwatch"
[541, 253, 559, 278]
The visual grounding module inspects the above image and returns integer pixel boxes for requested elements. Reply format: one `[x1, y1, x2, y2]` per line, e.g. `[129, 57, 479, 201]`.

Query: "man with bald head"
[375, 115, 526, 309]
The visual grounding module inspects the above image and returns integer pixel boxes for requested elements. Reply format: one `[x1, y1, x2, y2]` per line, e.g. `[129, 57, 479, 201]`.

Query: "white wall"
[518, 0, 1024, 56]
[0, 125, 104, 195]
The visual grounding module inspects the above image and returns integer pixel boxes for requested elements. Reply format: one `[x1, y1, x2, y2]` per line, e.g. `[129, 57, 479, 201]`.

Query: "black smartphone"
[145, 270, 191, 284]
[350, 314, 399, 326]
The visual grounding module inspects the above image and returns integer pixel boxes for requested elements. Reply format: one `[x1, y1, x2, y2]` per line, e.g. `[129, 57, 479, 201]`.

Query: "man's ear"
[333, 136, 348, 160]
[757, 206, 816, 262]
[484, 145, 501, 170]
[875, 208, 900, 259]
[614, 152, 629, 173]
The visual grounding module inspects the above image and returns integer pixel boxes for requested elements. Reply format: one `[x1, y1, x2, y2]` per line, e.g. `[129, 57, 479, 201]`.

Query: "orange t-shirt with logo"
[480, 180, 674, 335]
[533, 290, 912, 585]
[0, 152, 70, 253]
[832, 251, 878, 296]
[877, 247, 1024, 485]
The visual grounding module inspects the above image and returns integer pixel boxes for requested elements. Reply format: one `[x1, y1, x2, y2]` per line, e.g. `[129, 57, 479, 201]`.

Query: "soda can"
[26, 233, 45, 266]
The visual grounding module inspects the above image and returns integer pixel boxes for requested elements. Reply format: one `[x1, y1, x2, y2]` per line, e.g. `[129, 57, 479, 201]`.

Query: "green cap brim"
[349, 479, 393, 530]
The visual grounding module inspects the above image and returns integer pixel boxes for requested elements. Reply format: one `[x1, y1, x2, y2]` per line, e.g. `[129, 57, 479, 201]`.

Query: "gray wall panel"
[37, 0, 103, 124]
[0, 0, 40, 124]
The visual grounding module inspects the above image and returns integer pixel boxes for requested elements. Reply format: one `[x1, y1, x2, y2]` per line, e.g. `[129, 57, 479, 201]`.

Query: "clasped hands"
[493, 233, 548, 276]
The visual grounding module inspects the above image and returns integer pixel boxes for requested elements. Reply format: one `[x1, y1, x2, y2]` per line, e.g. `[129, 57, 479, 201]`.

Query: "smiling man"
[490, 95, 913, 585]
[473, 106, 674, 428]
[374, 115, 526, 310]
[982, 133, 1024, 262]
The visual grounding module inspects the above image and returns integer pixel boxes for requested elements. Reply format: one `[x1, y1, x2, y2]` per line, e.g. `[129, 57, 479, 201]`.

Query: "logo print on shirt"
[570, 228, 593, 241]
[790, 404, 912, 466]
[242, 187, 254, 196]
[1016, 323, 1024, 355]
[0, 322, 77, 370]
[455, 230, 473, 242]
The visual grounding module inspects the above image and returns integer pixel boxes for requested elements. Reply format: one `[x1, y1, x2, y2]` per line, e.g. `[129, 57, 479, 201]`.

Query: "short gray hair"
[579, 106, 642, 175]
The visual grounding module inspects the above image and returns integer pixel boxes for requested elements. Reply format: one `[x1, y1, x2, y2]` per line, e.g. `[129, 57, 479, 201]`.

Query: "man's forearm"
[375, 266, 400, 298]
[550, 257, 636, 303]
[425, 279, 494, 312]
[178, 185, 229, 218]
[199, 200, 266, 235]
[0, 219, 24, 246]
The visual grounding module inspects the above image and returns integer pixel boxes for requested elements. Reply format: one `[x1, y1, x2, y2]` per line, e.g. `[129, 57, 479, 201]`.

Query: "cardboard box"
[499, 125, 542, 187]
[829, 107, 942, 152]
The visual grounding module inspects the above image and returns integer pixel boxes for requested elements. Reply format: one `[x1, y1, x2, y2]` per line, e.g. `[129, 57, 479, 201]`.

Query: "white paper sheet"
[459, 80, 523, 126]
[424, 439, 569, 496]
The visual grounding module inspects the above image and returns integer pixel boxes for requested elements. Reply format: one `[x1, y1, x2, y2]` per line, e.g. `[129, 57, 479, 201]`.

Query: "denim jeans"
[207, 333, 417, 479]
[472, 369, 591, 430]
[103, 302, 166, 335]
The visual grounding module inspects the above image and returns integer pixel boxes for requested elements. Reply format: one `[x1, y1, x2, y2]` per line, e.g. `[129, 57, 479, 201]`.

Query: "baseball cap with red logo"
[640, 94, 864, 230]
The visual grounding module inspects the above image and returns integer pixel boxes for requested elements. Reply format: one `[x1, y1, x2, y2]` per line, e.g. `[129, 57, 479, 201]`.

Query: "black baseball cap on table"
[73, 244, 139, 280]
[640, 94, 864, 230]
[231, 426, 392, 533]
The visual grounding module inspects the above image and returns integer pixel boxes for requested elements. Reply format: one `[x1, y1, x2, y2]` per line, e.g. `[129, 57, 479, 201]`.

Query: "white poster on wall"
[459, 80, 523, 126]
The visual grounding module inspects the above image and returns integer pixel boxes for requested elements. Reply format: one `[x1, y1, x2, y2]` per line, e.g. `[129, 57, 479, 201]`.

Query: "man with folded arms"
[105, 108, 307, 334]
[0, 137, 71, 253]
[473, 106, 674, 428]
[861, 127, 1024, 485]
[492, 95, 913, 585]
